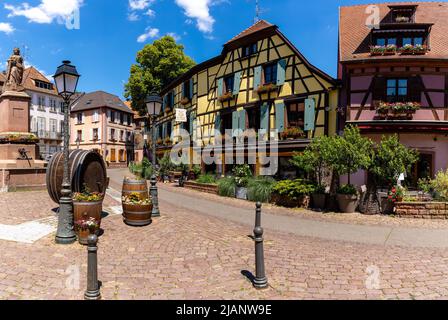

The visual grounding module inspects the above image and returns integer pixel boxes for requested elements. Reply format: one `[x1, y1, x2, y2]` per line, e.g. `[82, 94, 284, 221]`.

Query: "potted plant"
[405, 102, 420, 116]
[74, 216, 100, 245]
[370, 45, 386, 56]
[218, 91, 234, 103]
[384, 44, 397, 55]
[122, 192, 153, 226]
[280, 127, 305, 140]
[377, 102, 390, 119]
[72, 188, 104, 229]
[257, 83, 277, 94]
[271, 179, 315, 208]
[164, 137, 172, 146]
[180, 97, 190, 106]
[336, 184, 359, 213]
[312, 184, 327, 210]
[390, 102, 407, 118]
[156, 138, 163, 146]
[233, 164, 252, 200]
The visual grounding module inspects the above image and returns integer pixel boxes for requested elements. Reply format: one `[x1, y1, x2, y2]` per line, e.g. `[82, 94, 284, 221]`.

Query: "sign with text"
[176, 108, 187, 123]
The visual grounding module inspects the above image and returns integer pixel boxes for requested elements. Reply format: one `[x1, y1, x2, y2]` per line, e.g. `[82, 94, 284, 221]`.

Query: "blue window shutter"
[162, 96, 166, 113]
[214, 112, 222, 132]
[232, 111, 239, 137]
[233, 72, 242, 95]
[189, 112, 196, 134]
[217, 78, 223, 97]
[170, 92, 175, 108]
[260, 103, 269, 130]
[254, 66, 262, 90]
[182, 83, 186, 98]
[304, 98, 316, 131]
[239, 109, 247, 131]
[189, 78, 194, 99]
[275, 102, 285, 133]
[163, 122, 167, 138]
[276, 59, 286, 86]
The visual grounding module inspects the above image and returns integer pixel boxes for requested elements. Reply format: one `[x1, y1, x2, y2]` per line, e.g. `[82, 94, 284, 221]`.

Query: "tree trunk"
[359, 172, 381, 215]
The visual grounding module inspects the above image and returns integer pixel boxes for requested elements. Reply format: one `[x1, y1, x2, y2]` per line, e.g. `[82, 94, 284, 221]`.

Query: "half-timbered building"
[339, 2, 448, 186]
[156, 20, 339, 178]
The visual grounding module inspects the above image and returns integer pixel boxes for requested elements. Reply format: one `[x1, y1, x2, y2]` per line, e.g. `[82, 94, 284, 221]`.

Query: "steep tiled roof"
[71, 91, 133, 114]
[339, 2, 448, 62]
[226, 20, 274, 44]
[124, 101, 145, 119]
[22, 67, 59, 95]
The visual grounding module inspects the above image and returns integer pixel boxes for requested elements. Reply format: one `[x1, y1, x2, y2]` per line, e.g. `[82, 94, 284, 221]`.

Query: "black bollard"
[253, 202, 268, 289]
[150, 175, 160, 217]
[84, 234, 101, 300]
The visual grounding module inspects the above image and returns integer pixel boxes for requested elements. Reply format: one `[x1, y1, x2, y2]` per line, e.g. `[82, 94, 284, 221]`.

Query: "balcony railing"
[32, 130, 63, 140]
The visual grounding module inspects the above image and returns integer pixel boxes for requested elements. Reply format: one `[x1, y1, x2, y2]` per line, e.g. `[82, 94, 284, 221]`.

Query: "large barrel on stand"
[122, 178, 152, 226]
[46, 150, 108, 203]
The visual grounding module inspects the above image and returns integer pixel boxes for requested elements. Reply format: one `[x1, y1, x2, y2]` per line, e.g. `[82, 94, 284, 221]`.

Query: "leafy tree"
[124, 36, 196, 115]
[331, 125, 374, 186]
[290, 136, 334, 188]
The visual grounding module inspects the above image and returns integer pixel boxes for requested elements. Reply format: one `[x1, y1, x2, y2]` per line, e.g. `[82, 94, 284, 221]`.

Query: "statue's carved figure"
[3, 48, 25, 92]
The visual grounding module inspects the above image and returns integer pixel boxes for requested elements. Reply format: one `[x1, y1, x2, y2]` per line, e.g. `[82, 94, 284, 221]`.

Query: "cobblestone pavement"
[1, 188, 448, 300]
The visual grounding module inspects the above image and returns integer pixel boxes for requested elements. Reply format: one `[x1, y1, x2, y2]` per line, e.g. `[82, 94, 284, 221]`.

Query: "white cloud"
[129, 0, 154, 11]
[145, 9, 155, 17]
[128, 11, 140, 21]
[137, 27, 159, 43]
[175, 0, 218, 33]
[128, 0, 155, 21]
[0, 22, 14, 34]
[167, 32, 180, 41]
[4, 0, 83, 24]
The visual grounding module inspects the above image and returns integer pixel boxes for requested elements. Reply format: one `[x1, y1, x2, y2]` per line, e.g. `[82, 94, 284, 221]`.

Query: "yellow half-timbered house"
[156, 20, 339, 177]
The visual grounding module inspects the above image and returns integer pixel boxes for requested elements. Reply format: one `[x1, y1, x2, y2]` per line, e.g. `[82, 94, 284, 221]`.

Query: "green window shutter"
[260, 103, 269, 131]
[232, 111, 239, 137]
[189, 78, 194, 99]
[254, 66, 262, 90]
[275, 102, 286, 133]
[182, 83, 186, 98]
[217, 78, 223, 97]
[304, 98, 316, 131]
[214, 112, 222, 133]
[233, 71, 242, 95]
[276, 59, 286, 86]
[239, 109, 247, 131]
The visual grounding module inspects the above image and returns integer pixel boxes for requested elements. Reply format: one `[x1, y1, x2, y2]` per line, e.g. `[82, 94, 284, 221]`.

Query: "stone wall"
[184, 181, 218, 195]
[396, 202, 448, 219]
[1, 168, 47, 192]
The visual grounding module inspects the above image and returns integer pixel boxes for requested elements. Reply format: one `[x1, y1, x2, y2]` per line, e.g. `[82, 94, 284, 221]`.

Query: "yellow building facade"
[156, 20, 339, 177]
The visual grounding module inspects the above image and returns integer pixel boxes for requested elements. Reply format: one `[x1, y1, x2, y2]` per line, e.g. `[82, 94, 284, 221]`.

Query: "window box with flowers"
[280, 127, 306, 141]
[218, 91, 235, 103]
[399, 44, 427, 55]
[164, 137, 172, 146]
[395, 16, 410, 23]
[257, 83, 278, 94]
[156, 138, 163, 146]
[370, 45, 397, 56]
[376, 102, 421, 120]
[180, 97, 190, 106]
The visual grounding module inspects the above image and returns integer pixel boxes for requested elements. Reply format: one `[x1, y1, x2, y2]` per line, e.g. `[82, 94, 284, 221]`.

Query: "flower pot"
[312, 193, 326, 210]
[122, 203, 153, 227]
[337, 194, 358, 213]
[73, 200, 103, 228]
[77, 228, 95, 245]
[236, 187, 248, 200]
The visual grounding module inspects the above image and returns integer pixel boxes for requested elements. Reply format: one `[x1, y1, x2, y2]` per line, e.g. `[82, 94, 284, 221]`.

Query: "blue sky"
[0, 0, 424, 99]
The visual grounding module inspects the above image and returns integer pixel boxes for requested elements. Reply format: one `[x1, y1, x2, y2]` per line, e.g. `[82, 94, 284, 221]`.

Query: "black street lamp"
[53, 60, 80, 245]
[145, 94, 162, 217]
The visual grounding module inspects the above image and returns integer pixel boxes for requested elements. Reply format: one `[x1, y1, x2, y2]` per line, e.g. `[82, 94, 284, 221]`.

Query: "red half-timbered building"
[339, 2, 448, 186]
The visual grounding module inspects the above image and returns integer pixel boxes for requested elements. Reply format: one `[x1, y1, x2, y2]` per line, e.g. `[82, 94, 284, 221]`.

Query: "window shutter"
[254, 66, 262, 90]
[82, 112, 85, 123]
[239, 109, 247, 131]
[214, 112, 222, 134]
[98, 127, 101, 141]
[275, 102, 286, 133]
[408, 76, 422, 103]
[170, 93, 175, 109]
[162, 122, 167, 138]
[162, 95, 167, 113]
[189, 78, 194, 99]
[304, 98, 316, 131]
[217, 78, 224, 97]
[232, 111, 239, 137]
[107, 110, 111, 122]
[276, 59, 287, 86]
[182, 83, 186, 98]
[189, 112, 195, 134]
[260, 103, 269, 131]
[233, 71, 242, 95]
[372, 77, 387, 103]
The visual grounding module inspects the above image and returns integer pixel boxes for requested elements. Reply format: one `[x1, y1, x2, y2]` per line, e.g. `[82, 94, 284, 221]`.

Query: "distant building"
[125, 101, 148, 163]
[70, 91, 134, 167]
[0, 67, 64, 160]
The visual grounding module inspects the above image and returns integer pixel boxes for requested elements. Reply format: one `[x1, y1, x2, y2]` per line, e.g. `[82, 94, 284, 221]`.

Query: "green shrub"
[247, 176, 276, 203]
[129, 162, 143, 178]
[141, 157, 154, 180]
[191, 165, 202, 177]
[272, 179, 315, 200]
[233, 164, 253, 187]
[337, 184, 358, 195]
[196, 174, 217, 185]
[218, 177, 236, 198]
[431, 170, 448, 201]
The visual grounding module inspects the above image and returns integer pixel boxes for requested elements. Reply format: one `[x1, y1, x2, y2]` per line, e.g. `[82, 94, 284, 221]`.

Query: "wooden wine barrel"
[122, 178, 152, 226]
[122, 178, 149, 199]
[46, 150, 108, 204]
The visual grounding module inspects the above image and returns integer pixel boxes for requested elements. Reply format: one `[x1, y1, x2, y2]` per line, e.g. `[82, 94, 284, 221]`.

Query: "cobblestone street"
[1, 170, 448, 300]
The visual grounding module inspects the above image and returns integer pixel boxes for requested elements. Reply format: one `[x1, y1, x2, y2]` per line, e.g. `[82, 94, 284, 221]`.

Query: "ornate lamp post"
[145, 94, 162, 217]
[53, 60, 80, 244]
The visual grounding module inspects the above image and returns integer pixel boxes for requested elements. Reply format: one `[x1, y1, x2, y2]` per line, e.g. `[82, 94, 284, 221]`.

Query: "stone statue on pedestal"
[2, 48, 25, 93]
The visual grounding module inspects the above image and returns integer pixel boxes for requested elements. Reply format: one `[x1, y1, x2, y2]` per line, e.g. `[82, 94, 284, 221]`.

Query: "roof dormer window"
[389, 5, 417, 24]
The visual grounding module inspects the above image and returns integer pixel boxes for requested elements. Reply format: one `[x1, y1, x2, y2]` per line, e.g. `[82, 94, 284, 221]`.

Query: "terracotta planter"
[77, 228, 96, 245]
[312, 193, 326, 210]
[337, 194, 358, 213]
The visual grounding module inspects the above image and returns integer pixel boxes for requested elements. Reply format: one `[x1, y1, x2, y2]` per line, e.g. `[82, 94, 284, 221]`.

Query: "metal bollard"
[150, 175, 160, 217]
[253, 202, 268, 289]
[84, 234, 101, 300]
